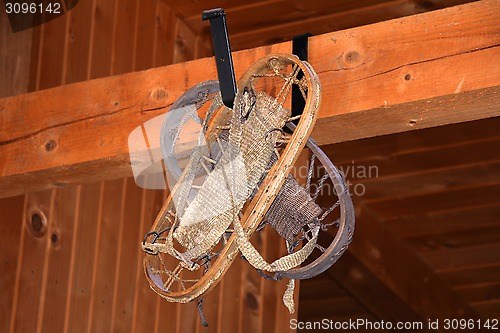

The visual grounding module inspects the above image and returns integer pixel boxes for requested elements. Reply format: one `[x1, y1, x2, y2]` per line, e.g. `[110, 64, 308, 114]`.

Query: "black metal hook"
[202, 8, 236, 109]
[291, 33, 313, 124]
[143, 231, 159, 245]
[142, 226, 172, 245]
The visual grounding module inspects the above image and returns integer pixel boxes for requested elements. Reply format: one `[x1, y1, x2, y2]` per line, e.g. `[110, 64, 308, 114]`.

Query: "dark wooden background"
[2, 0, 499, 332]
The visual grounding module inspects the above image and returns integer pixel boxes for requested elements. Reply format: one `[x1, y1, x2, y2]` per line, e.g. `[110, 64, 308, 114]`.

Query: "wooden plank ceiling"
[164, 0, 479, 51]
[1, 0, 498, 332]
[3, 0, 498, 198]
[300, 117, 500, 326]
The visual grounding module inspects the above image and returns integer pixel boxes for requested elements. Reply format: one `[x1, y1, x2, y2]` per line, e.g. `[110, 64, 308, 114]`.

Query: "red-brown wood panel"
[27, 25, 43, 92]
[0, 195, 25, 332]
[385, 204, 500, 238]
[240, 232, 264, 333]
[422, 244, 500, 272]
[0, 11, 33, 97]
[65, 182, 102, 332]
[334, 137, 500, 187]
[173, 17, 197, 64]
[195, 35, 213, 59]
[408, 225, 500, 252]
[327, 118, 500, 165]
[472, 300, 500, 319]
[111, 178, 142, 332]
[356, 160, 500, 201]
[89, 0, 116, 79]
[39, 185, 80, 332]
[12, 190, 55, 333]
[217, 255, 244, 332]
[131, 188, 164, 332]
[111, 0, 137, 75]
[37, 14, 68, 90]
[64, 0, 94, 84]
[153, 192, 179, 333]
[88, 179, 125, 332]
[457, 283, 500, 303]
[198, 275, 220, 332]
[260, 228, 281, 331]
[365, 183, 500, 220]
[133, 0, 157, 71]
[441, 265, 500, 287]
[154, 1, 176, 67]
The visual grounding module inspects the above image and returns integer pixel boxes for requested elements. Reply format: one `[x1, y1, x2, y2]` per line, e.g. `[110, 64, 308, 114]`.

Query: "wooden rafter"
[350, 207, 481, 320]
[325, 249, 425, 324]
[0, 1, 499, 198]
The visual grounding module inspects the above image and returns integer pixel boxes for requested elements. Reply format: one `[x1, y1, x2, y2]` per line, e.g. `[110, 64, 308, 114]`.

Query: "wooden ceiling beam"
[176, 0, 477, 51]
[0, 1, 499, 198]
[304, 215, 424, 323]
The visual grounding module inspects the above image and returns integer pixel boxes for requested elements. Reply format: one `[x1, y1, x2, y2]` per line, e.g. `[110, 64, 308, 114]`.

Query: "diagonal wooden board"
[0, 0, 499, 198]
[340, 207, 482, 322]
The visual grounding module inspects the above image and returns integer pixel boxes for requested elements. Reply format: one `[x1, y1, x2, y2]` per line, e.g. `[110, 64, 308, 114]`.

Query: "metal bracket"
[291, 33, 313, 123]
[202, 8, 236, 109]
